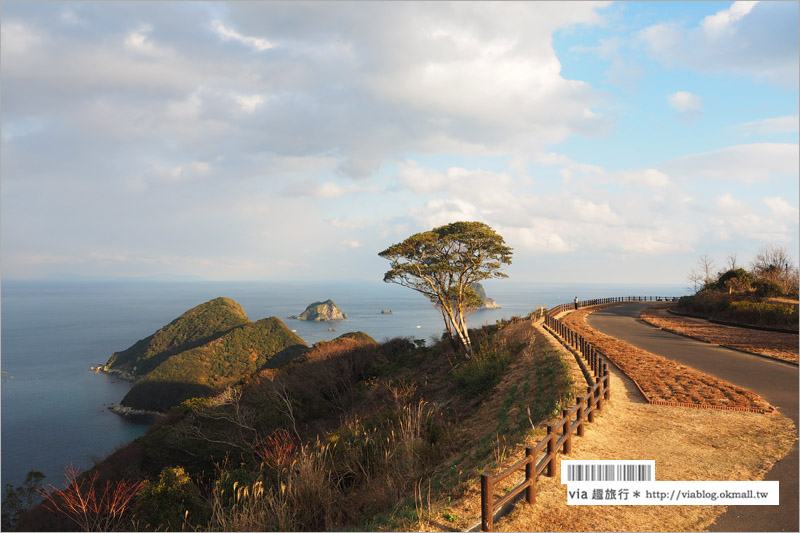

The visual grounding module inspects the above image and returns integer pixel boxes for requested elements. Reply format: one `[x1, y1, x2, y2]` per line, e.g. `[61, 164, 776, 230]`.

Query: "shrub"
[452, 336, 514, 396]
[2, 470, 45, 531]
[726, 301, 798, 328]
[753, 279, 784, 297]
[39, 466, 144, 532]
[711, 268, 755, 293]
[132, 466, 207, 531]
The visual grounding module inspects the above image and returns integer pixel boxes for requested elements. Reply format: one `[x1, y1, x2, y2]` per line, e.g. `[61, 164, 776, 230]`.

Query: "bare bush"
[39, 466, 143, 532]
[751, 243, 798, 295]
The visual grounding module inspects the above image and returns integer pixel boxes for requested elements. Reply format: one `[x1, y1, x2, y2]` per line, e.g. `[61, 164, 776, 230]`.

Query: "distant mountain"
[474, 283, 500, 310]
[292, 299, 347, 321]
[106, 298, 308, 413]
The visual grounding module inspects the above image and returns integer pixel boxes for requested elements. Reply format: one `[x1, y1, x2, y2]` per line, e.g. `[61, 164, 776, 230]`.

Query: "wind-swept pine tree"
[379, 221, 512, 357]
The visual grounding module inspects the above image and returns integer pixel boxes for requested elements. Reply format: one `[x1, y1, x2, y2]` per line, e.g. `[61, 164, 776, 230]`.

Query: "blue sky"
[1, 1, 798, 284]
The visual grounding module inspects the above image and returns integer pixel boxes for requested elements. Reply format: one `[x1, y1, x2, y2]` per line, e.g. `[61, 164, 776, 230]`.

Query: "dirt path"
[468, 318, 795, 532]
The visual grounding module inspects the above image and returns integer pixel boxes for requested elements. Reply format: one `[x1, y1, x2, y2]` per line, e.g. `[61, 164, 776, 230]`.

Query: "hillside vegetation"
[105, 298, 250, 376]
[102, 298, 315, 413]
[21, 318, 575, 532]
[120, 317, 310, 412]
[678, 266, 799, 331]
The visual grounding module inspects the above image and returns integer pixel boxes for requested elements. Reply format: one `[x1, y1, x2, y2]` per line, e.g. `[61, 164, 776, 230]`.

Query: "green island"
[106, 298, 311, 413]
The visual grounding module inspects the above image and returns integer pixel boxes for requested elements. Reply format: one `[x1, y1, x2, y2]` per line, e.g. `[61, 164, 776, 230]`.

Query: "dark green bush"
[727, 301, 798, 328]
[753, 279, 784, 297]
[1, 470, 45, 531]
[133, 466, 207, 530]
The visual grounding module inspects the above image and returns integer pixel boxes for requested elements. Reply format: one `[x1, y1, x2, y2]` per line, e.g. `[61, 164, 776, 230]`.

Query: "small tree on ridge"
[378, 221, 513, 358]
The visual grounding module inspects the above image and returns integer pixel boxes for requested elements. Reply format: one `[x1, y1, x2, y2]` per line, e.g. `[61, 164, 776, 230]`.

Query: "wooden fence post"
[481, 473, 493, 531]
[597, 384, 603, 411]
[576, 397, 585, 437]
[603, 363, 610, 399]
[525, 447, 535, 504]
[546, 426, 556, 477]
[562, 408, 571, 454]
[587, 386, 595, 422]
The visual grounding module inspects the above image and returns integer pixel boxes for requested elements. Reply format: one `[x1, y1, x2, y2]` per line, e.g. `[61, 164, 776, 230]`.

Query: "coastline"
[108, 404, 164, 425]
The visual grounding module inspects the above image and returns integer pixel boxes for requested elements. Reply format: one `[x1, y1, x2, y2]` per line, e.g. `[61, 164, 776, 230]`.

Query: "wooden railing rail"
[479, 296, 678, 531]
[480, 377, 607, 531]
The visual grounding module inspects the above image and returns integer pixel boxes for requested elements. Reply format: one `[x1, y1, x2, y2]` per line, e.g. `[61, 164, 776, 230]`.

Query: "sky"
[1, 1, 798, 284]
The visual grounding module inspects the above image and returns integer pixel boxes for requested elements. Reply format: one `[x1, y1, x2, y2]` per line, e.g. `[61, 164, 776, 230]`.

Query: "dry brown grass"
[425, 317, 795, 532]
[640, 303, 799, 364]
[465, 319, 796, 532]
[418, 319, 582, 532]
[562, 305, 773, 412]
[494, 365, 795, 532]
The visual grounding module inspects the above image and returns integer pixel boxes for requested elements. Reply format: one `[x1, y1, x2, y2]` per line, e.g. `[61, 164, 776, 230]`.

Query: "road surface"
[587, 303, 798, 533]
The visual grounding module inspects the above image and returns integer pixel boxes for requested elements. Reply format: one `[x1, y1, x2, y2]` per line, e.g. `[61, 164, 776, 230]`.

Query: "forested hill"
[120, 317, 309, 412]
[105, 297, 250, 376]
[106, 298, 310, 413]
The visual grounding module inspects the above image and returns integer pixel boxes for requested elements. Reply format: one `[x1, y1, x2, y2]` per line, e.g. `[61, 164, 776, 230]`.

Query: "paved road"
[587, 303, 798, 533]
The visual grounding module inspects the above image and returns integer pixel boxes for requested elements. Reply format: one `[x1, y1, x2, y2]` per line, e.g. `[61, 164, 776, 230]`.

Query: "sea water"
[1, 279, 686, 489]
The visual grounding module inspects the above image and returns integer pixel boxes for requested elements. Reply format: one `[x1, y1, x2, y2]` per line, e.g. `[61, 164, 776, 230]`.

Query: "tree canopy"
[378, 221, 513, 357]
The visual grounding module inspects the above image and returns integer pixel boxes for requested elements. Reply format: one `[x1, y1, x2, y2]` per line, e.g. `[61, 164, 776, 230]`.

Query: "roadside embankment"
[562, 305, 772, 412]
[483, 312, 795, 533]
[640, 303, 799, 364]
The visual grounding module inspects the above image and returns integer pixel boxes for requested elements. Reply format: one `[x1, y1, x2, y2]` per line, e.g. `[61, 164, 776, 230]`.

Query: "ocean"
[0, 279, 686, 489]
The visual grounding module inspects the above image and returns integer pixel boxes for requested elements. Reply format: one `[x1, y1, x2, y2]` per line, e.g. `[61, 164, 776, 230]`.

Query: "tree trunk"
[440, 307, 459, 351]
[445, 306, 473, 358]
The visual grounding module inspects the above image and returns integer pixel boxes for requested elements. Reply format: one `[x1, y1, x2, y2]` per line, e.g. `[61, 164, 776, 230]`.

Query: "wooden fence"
[478, 296, 678, 531]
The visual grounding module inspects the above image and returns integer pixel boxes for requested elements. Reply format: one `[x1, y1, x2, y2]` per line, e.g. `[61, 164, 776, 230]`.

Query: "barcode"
[562, 460, 655, 483]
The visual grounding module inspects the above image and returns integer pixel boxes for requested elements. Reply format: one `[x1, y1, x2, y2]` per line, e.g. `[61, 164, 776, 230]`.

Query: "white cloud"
[733, 115, 799, 135]
[234, 93, 265, 113]
[701, 1, 758, 39]
[617, 168, 671, 188]
[396, 162, 516, 206]
[0, 22, 42, 56]
[763, 197, 799, 219]
[715, 192, 746, 212]
[2, 3, 796, 282]
[708, 211, 791, 243]
[668, 91, 702, 113]
[282, 180, 374, 199]
[212, 20, 274, 51]
[662, 143, 799, 183]
[499, 224, 572, 253]
[123, 24, 171, 58]
[638, 1, 798, 86]
[411, 198, 482, 229]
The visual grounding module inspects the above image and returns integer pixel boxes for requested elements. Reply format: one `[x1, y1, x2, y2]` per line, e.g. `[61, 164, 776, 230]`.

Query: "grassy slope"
[106, 297, 250, 375]
[121, 317, 309, 412]
[46, 319, 574, 532]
